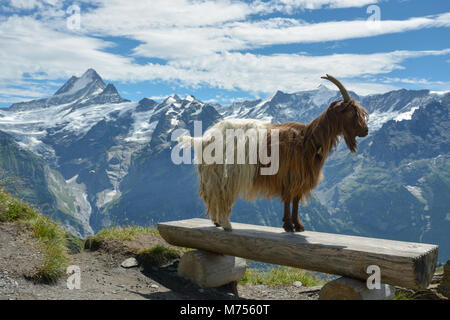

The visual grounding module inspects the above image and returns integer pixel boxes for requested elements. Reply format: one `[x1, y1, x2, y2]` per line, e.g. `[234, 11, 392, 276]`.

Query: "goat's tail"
[177, 135, 215, 147]
[177, 135, 209, 162]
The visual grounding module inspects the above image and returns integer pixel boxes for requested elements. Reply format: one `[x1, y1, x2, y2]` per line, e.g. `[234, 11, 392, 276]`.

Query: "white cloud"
[0, 13, 449, 97]
[80, 0, 252, 29]
[76, 3, 450, 60]
[0, 16, 135, 80]
[0, 1, 449, 103]
[381, 77, 449, 86]
[255, 0, 380, 13]
[8, 0, 40, 10]
[162, 49, 450, 94]
[0, 86, 50, 98]
[225, 13, 450, 48]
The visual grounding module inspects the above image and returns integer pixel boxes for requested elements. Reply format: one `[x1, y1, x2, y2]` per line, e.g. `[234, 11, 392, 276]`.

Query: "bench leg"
[178, 250, 247, 288]
[319, 276, 395, 300]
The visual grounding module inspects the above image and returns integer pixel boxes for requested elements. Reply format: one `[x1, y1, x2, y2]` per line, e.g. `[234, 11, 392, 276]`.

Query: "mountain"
[0, 130, 90, 236]
[316, 99, 450, 254]
[218, 85, 342, 123]
[0, 69, 448, 262]
[8, 69, 128, 112]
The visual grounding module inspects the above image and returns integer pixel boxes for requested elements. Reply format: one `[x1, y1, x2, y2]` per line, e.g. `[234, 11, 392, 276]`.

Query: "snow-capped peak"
[53, 68, 105, 98]
[6, 69, 129, 111]
[316, 84, 334, 92]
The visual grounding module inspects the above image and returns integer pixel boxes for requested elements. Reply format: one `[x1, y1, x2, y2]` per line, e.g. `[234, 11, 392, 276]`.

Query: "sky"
[0, 0, 449, 107]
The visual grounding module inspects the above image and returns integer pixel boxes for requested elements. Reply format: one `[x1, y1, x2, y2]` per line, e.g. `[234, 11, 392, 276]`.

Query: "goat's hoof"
[220, 221, 232, 231]
[283, 222, 294, 232]
[294, 224, 305, 232]
[214, 223, 221, 227]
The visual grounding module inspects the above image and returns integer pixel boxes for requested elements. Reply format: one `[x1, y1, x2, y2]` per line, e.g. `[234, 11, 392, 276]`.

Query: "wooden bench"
[157, 218, 439, 299]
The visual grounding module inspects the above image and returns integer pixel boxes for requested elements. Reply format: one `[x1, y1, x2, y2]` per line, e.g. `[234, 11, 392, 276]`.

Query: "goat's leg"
[292, 196, 305, 232]
[282, 200, 294, 232]
[219, 209, 233, 232]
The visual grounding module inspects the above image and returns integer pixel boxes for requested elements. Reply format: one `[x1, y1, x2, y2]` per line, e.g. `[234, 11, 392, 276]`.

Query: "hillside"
[0, 222, 325, 300]
[2, 188, 449, 300]
[0, 190, 325, 300]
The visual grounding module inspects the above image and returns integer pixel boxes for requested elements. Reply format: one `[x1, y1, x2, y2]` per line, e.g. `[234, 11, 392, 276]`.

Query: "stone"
[293, 281, 303, 287]
[437, 260, 450, 298]
[319, 277, 395, 300]
[121, 257, 139, 268]
[178, 250, 246, 288]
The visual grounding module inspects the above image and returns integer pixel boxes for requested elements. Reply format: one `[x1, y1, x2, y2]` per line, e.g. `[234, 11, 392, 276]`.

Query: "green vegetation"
[0, 189, 36, 222]
[93, 225, 158, 240]
[239, 266, 325, 287]
[84, 225, 159, 250]
[393, 290, 415, 300]
[393, 289, 437, 300]
[136, 245, 183, 267]
[65, 231, 85, 254]
[435, 264, 444, 274]
[0, 188, 70, 283]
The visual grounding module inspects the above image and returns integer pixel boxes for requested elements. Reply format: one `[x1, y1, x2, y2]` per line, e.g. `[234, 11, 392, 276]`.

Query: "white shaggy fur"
[178, 119, 270, 230]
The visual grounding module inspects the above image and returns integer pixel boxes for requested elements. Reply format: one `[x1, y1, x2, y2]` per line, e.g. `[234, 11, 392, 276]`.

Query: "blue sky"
[0, 0, 449, 108]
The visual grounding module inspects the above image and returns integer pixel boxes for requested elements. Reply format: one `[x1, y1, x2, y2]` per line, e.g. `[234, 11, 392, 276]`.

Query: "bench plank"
[157, 218, 438, 290]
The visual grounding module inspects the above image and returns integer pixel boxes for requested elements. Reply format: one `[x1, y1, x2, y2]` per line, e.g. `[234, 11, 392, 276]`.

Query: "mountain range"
[0, 69, 448, 262]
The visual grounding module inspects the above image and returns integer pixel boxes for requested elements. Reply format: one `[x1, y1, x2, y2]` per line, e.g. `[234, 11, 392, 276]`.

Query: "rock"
[437, 260, 450, 298]
[293, 281, 303, 287]
[121, 258, 139, 268]
[150, 284, 159, 289]
[319, 277, 395, 300]
[178, 250, 246, 288]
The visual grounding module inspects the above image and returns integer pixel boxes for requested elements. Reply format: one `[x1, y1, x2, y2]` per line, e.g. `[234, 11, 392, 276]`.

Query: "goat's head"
[322, 74, 369, 153]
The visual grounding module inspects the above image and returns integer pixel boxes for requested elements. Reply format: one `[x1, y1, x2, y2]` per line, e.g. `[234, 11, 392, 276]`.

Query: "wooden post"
[158, 218, 438, 290]
[319, 277, 395, 300]
[178, 250, 247, 288]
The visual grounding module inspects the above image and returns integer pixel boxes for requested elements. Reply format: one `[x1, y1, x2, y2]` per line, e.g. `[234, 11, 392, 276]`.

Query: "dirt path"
[0, 222, 322, 300]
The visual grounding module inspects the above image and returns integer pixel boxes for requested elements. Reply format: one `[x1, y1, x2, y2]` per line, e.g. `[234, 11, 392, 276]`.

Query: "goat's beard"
[344, 134, 357, 153]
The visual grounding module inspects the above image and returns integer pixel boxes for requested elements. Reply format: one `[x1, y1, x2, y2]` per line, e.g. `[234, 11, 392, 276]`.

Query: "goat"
[179, 75, 369, 232]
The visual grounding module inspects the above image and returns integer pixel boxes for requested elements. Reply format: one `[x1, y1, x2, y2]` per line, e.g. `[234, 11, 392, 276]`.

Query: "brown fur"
[249, 99, 369, 228]
[181, 94, 369, 232]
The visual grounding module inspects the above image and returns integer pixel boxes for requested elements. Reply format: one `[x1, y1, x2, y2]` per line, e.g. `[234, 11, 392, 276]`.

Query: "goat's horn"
[321, 74, 350, 102]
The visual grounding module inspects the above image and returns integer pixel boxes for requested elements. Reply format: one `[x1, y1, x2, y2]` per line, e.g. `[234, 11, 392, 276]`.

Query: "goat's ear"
[333, 101, 349, 112]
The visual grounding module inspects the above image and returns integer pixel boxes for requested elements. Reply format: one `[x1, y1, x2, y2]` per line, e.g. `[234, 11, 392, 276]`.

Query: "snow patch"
[405, 185, 427, 205]
[310, 86, 336, 107]
[96, 189, 120, 209]
[395, 106, 419, 122]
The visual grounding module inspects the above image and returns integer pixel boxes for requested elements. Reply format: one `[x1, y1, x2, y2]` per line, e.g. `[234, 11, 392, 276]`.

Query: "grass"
[239, 266, 325, 287]
[0, 188, 70, 283]
[435, 264, 444, 274]
[65, 232, 85, 254]
[136, 245, 183, 267]
[393, 290, 415, 300]
[85, 225, 159, 250]
[0, 189, 35, 222]
[393, 289, 436, 300]
[91, 225, 158, 241]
